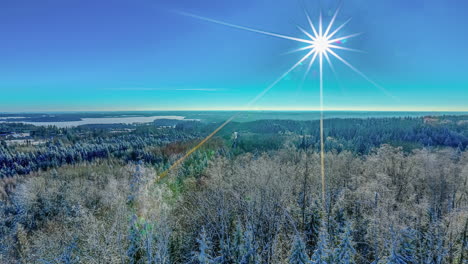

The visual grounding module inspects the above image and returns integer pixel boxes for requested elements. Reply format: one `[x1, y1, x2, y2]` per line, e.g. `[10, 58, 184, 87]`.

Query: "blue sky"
[0, 0, 467, 111]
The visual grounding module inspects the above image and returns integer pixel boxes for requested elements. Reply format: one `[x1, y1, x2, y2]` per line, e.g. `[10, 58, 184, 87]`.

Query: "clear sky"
[1, 0, 467, 112]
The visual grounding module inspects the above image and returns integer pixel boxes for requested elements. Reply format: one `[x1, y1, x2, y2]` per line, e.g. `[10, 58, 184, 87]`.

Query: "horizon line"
[1, 108, 468, 113]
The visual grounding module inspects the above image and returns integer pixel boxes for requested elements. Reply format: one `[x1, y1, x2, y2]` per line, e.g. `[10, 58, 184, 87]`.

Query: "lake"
[0, 116, 193, 128]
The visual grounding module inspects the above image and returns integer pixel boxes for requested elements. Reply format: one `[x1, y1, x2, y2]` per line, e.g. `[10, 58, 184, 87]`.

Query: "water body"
[0, 111, 466, 127]
[0, 116, 27, 119]
[0, 116, 194, 128]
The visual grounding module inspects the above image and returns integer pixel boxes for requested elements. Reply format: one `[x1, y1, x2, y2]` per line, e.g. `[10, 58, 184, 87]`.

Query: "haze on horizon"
[1, 0, 467, 112]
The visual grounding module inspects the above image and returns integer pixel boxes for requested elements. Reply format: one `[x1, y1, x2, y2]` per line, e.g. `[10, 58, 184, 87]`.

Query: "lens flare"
[159, 6, 393, 208]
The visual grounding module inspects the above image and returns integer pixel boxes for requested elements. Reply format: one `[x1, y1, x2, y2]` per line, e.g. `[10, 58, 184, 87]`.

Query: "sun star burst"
[175, 7, 391, 103]
[162, 7, 391, 208]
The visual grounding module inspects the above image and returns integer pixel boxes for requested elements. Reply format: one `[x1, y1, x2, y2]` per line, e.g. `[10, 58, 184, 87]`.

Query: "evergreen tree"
[230, 222, 244, 263]
[128, 161, 143, 206]
[384, 229, 417, 264]
[289, 235, 310, 264]
[311, 223, 330, 264]
[385, 245, 408, 264]
[240, 226, 259, 264]
[399, 229, 417, 264]
[334, 223, 356, 264]
[305, 201, 321, 253]
[193, 227, 214, 264]
[127, 215, 142, 264]
[420, 224, 446, 264]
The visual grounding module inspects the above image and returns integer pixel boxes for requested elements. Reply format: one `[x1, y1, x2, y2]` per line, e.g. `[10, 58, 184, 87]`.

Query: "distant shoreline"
[1, 110, 468, 114]
[0, 115, 198, 128]
[1, 111, 466, 128]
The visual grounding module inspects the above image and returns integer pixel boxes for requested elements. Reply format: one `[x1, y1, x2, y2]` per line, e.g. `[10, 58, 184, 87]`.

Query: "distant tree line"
[0, 132, 196, 178]
[222, 117, 468, 154]
[2, 116, 467, 179]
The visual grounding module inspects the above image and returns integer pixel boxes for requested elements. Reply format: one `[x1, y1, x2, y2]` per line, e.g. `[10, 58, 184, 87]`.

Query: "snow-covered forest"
[0, 116, 467, 263]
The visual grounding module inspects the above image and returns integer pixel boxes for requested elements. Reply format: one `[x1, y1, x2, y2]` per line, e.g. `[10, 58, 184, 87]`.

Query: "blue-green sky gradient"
[1, 0, 467, 111]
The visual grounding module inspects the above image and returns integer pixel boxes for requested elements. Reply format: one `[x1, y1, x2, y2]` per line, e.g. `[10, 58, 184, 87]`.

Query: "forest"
[0, 115, 467, 263]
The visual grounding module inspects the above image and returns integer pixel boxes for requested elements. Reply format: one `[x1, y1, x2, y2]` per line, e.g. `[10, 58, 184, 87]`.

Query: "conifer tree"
[289, 235, 310, 264]
[230, 222, 244, 263]
[311, 223, 330, 264]
[193, 227, 214, 264]
[127, 215, 142, 264]
[384, 229, 417, 264]
[240, 226, 259, 264]
[334, 223, 356, 264]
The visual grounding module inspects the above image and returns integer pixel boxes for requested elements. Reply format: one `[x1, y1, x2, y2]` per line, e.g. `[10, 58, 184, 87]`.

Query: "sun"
[314, 36, 330, 53]
[176, 7, 382, 96]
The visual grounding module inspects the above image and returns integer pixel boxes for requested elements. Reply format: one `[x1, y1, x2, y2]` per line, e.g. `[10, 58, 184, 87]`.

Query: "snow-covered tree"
[289, 234, 309, 264]
[334, 223, 356, 264]
[240, 227, 259, 264]
[311, 223, 330, 264]
[383, 229, 417, 264]
[193, 227, 214, 264]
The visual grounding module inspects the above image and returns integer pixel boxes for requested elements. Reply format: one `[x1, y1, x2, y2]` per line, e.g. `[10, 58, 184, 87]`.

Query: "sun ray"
[328, 32, 363, 44]
[283, 45, 315, 55]
[307, 51, 319, 74]
[301, 50, 319, 84]
[297, 25, 316, 40]
[156, 114, 238, 181]
[319, 12, 323, 36]
[305, 11, 319, 37]
[327, 48, 397, 100]
[323, 51, 336, 74]
[327, 18, 352, 40]
[328, 44, 365, 53]
[319, 52, 326, 206]
[324, 5, 341, 37]
[297, 49, 318, 96]
[176, 11, 313, 45]
[247, 49, 316, 107]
